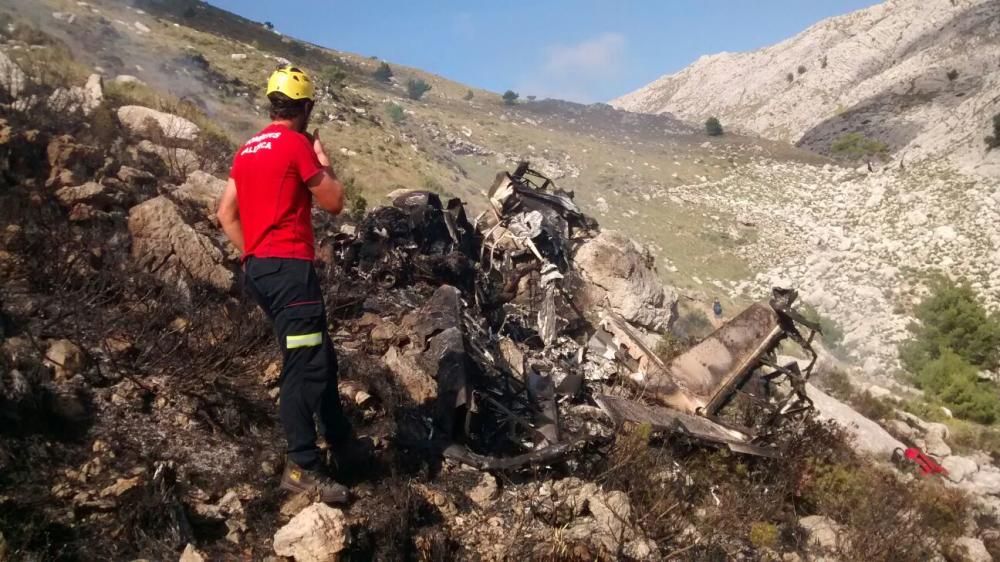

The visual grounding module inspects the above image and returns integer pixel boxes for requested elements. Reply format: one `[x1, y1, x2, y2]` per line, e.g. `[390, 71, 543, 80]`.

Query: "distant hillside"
[612, 0, 1000, 176]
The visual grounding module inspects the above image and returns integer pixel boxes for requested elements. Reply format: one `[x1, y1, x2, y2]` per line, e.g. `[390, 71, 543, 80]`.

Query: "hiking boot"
[280, 461, 350, 504]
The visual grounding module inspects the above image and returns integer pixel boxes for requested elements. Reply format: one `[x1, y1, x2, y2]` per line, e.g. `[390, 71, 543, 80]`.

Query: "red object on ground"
[230, 123, 324, 261]
[904, 447, 948, 477]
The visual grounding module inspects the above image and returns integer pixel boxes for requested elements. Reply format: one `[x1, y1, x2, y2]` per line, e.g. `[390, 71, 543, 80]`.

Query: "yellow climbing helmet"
[266, 65, 315, 101]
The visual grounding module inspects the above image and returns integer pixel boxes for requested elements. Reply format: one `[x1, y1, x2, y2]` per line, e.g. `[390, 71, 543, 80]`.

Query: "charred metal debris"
[331, 162, 820, 470]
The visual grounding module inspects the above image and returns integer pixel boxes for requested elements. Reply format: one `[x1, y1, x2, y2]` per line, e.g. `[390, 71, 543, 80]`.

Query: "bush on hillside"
[797, 65, 807, 75]
[830, 132, 889, 161]
[946, 69, 959, 82]
[462, 89, 474, 101]
[915, 349, 1000, 424]
[373, 62, 393, 83]
[502, 90, 519, 105]
[900, 277, 1000, 424]
[320, 66, 347, 89]
[986, 113, 1000, 151]
[342, 177, 368, 222]
[900, 277, 1000, 372]
[384, 102, 405, 124]
[786, 72, 794, 83]
[405, 78, 431, 100]
[705, 116, 724, 136]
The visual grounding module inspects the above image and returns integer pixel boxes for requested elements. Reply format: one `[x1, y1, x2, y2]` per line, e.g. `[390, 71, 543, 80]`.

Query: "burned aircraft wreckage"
[332, 162, 821, 469]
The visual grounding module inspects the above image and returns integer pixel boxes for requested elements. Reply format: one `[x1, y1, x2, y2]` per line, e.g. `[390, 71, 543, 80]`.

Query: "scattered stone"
[923, 422, 952, 457]
[117, 165, 156, 188]
[273, 503, 349, 562]
[172, 171, 225, 220]
[381, 346, 436, 405]
[135, 140, 200, 176]
[134, 21, 151, 33]
[467, 473, 498, 506]
[217, 490, 243, 517]
[337, 380, 374, 408]
[178, 543, 206, 562]
[952, 537, 992, 562]
[128, 196, 234, 295]
[83, 74, 103, 114]
[573, 230, 678, 332]
[44, 339, 86, 380]
[117, 106, 199, 141]
[55, 181, 107, 208]
[415, 484, 458, 518]
[799, 515, 842, 552]
[968, 468, 1000, 496]
[862, 384, 892, 400]
[230, 54, 248, 61]
[280, 493, 313, 519]
[807, 383, 905, 459]
[52, 12, 77, 24]
[112, 75, 146, 86]
[46, 135, 103, 189]
[262, 361, 281, 386]
[100, 476, 142, 497]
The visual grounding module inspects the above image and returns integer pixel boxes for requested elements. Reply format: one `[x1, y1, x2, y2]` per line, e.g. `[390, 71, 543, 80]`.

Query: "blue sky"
[207, 0, 881, 103]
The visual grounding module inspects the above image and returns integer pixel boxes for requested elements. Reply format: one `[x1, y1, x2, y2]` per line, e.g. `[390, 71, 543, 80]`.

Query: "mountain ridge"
[612, 0, 1000, 176]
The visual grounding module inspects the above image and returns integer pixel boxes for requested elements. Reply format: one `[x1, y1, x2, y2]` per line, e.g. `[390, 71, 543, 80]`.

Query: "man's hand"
[312, 128, 331, 167]
[306, 128, 345, 215]
[217, 178, 245, 253]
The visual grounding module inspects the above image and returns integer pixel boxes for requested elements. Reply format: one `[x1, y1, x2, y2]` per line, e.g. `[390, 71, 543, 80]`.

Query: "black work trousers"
[244, 257, 351, 470]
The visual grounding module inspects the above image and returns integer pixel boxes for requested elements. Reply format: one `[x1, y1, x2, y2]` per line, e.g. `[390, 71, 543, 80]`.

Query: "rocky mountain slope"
[612, 0, 1000, 176]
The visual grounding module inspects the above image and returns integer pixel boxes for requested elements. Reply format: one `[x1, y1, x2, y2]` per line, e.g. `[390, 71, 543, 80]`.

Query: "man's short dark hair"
[268, 92, 311, 120]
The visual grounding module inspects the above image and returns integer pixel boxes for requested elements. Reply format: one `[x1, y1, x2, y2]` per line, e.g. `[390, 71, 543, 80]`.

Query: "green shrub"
[502, 90, 519, 105]
[802, 459, 968, 561]
[422, 175, 443, 192]
[900, 277, 1000, 372]
[384, 102, 405, 124]
[915, 350, 1000, 424]
[949, 420, 1000, 460]
[705, 117, 723, 136]
[830, 132, 889, 161]
[986, 113, 1000, 150]
[654, 333, 686, 364]
[749, 522, 779, 549]
[373, 62, 393, 83]
[320, 66, 347, 89]
[462, 89, 474, 101]
[672, 309, 714, 342]
[342, 177, 367, 222]
[946, 69, 959, 82]
[405, 78, 431, 101]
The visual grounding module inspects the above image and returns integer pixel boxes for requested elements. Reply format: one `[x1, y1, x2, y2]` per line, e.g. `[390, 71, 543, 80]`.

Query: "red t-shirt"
[229, 123, 323, 260]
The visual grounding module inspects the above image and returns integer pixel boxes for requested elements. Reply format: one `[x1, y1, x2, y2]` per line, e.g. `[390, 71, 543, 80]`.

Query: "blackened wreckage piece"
[334, 162, 818, 469]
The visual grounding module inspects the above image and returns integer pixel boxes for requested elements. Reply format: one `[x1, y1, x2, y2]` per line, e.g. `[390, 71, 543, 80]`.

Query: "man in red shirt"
[217, 66, 353, 504]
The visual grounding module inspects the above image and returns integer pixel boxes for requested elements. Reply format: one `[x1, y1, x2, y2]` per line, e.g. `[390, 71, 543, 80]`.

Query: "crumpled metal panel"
[636, 303, 782, 415]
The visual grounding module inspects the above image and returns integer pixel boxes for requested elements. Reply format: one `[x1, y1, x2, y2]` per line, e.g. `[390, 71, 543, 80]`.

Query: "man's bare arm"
[307, 129, 345, 215]
[217, 178, 245, 253]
